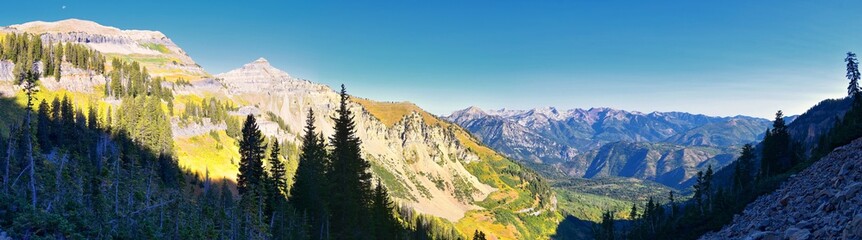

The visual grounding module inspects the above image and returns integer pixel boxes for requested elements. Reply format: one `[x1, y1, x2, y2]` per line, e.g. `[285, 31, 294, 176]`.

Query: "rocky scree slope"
[701, 137, 862, 240]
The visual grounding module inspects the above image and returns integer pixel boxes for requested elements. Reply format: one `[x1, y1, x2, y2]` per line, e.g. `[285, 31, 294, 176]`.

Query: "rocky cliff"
[2, 19, 207, 79]
[175, 58, 497, 221]
[701, 137, 862, 240]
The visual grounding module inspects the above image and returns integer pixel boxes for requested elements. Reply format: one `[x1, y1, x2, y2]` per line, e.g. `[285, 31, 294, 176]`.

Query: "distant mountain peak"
[448, 106, 489, 123]
[253, 57, 270, 65]
[216, 58, 310, 93]
[464, 106, 485, 114]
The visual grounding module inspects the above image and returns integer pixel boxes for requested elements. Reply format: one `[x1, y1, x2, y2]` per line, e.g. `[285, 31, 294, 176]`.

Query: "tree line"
[596, 51, 862, 240]
[0, 33, 106, 82]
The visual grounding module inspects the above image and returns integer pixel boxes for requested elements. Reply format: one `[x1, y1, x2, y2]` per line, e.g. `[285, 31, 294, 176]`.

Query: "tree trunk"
[25, 104, 37, 208]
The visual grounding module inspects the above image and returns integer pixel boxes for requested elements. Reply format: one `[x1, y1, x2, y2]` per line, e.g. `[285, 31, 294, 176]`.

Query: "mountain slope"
[0, 19, 564, 239]
[1, 19, 207, 80]
[183, 58, 561, 238]
[701, 137, 862, 240]
[563, 141, 736, 188]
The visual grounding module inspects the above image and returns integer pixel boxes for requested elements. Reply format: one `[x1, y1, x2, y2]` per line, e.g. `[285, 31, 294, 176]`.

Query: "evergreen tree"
[472, 230, 487, 240]
[693, 171, 704, 215]
[36, 99, 51, 151]
[237, 114, 266, 196]
[291, 108, 330, 239]
[704, 165, 714, 212]
[268, 139, 287, 196]
[237, 115, 269, 239]
[732, 144, 755, 193]
[371, 179, 399, 239]
[328, 85, 374, 239]
[761, 110, 791, 177]
[87, 106, 98, 130]
[21, 70, 38, 208]
[847, 52, 861, 97]
[53, 42, 62, 81]
[668, 191, 677, 219]
[597, 210, 615, 240]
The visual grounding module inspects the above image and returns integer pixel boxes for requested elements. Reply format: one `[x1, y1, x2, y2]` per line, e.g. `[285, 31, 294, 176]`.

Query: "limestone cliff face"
[2, 19, 207, 78]
[207, 58, 494, 221]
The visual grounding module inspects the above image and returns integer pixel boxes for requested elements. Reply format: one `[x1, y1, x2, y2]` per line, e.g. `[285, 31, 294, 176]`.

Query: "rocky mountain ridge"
[447, 106, 776, 189]
[184, 58, 497, 221]
[1, 19, 207, 79]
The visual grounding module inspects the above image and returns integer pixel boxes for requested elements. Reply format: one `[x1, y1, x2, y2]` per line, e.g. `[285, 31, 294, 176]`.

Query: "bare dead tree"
[3, 124, 16, 194]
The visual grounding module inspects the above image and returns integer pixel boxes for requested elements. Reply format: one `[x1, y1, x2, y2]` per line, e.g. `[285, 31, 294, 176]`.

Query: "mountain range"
[446, 106, 797, 188]
[0, 18, 847, 239]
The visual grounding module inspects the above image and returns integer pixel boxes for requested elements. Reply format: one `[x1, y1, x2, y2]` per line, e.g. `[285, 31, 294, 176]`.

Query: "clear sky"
[2, 0, 860, 118]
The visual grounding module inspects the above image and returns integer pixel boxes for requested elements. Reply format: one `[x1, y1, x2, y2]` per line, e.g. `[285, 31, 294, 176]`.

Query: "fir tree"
[87, 106, 98, 130]
[21, 70, 38, 208]
[237, 114, 266, 196]
[36, 99, 51, 151]
[236, 115, 269, 239]
[473, 230, 487, 240]
[291, 108, 330, 239]
[371, 179, 399, 239]
[847, 52, 861, 97]
[328, 85, 374, 239]
[597, 210, 615, 240]
[761, 110, 791, 177]
[732, 144, 755, 193]
[693, 170, 704, 215]
[268, 139, 287, 196]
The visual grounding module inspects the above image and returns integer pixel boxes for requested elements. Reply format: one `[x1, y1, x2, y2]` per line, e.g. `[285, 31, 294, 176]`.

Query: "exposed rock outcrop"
[203, 58, 495, 221]
[701, 138, 862, 240]
[2, 19, 207, 78]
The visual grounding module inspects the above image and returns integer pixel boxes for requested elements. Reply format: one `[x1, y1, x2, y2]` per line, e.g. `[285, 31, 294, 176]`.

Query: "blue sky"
[2, 1, 860, 118]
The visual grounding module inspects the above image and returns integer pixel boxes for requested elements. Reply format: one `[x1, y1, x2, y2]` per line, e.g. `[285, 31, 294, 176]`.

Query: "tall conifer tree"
[291, 108, 330, 239]
[237, 114, 266, 196]
[847, 52, 860, 97]
[328, 85, 373, 239]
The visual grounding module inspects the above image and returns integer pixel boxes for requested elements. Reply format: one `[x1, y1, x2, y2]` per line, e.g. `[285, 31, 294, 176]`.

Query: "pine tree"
[847, 52, 861, 97]
[87, 106, 98, 130]
[21, 70, 38, 208]
[53, 42, 62, 81]
[704, 165, 714, 212]
[291, 108, 329, 239]
[268, 139, 287, 196]
[371, 179, 399, 239]
[473, 230, 487, 240]
[36, 99, 51, 152]
[328, 85, 374, 239]
[693, 170, 704, 215]
[597, 210, 615, 240]
[733, 144, 755, 193]
[237, 114, 266, 196]
[237, 115, 269, 239]
[761, 110, 791, 177]
[667, 191, 677, 219]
